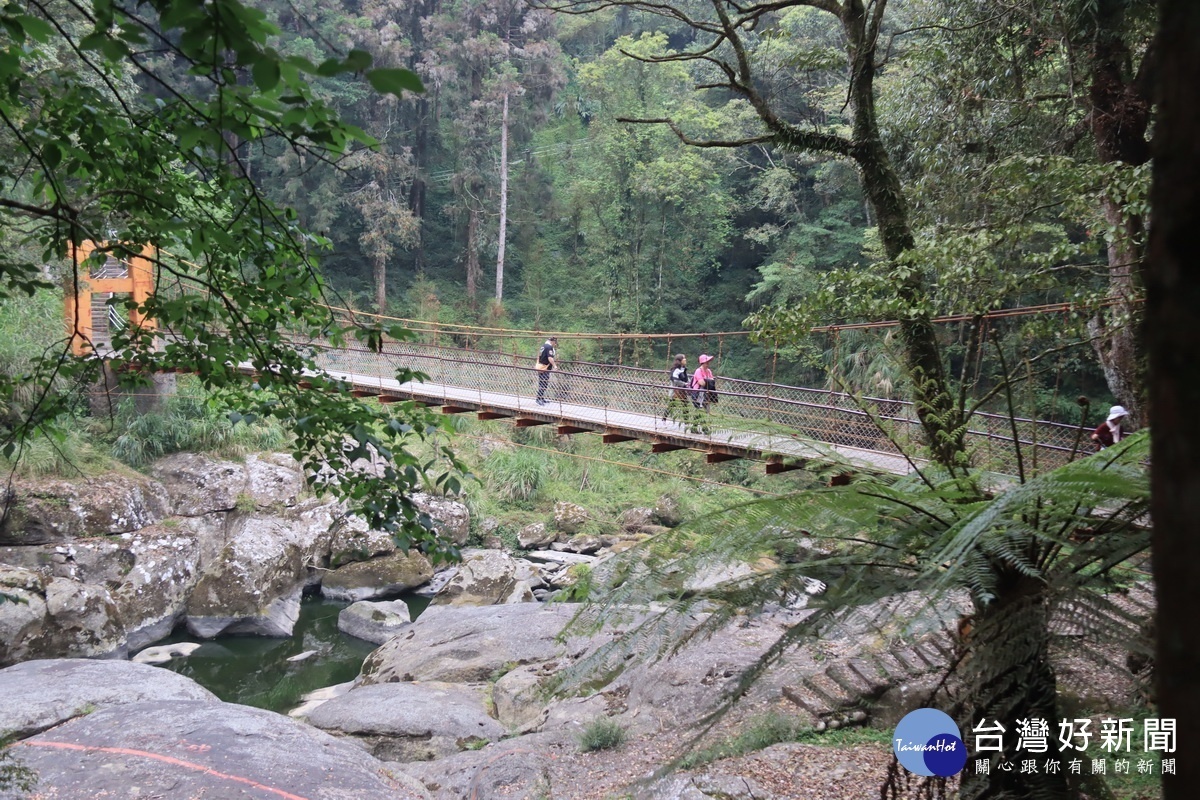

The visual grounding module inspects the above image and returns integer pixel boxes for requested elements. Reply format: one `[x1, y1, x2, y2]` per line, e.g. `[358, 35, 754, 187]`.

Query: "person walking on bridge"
[535, 336, 557, 405]
[662, 353, 693, 427]
[1091, 405, 1129, 450]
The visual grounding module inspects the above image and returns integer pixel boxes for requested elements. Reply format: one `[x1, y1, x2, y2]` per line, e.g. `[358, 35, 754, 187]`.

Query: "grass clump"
[679, 713, 889, 769]
[484, 447, 550, 502]
[110, 389, 287, 467]
[577, 717, 627, 752]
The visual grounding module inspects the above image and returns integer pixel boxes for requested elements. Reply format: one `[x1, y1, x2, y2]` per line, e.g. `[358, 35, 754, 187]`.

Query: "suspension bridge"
[65, 243, 1090, 479]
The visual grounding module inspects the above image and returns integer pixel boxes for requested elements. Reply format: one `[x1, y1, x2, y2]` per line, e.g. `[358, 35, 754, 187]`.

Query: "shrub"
[484, 448, 550, 502]
[576, 717, 627, 752]
[110, 389, 288, 467]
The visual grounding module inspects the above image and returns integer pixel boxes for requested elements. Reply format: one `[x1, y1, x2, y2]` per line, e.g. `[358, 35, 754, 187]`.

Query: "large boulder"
[617, 507, 655, 533]
[329, 514, 397, 567]
[431, 550, 535, 607]
[400, 735, 558, 800]
[338, 599, 413, 645]
[11, 699, 429, 799]
[412, 492, 470, 546]
[552, 501, 590, 535]
[186, 499, 338, 637]
[0, 659, 217, 738]
[150, 452, 248, 516]
[360, 603, 585, 685]
[652, 495, 683, 527]
[0, 566, 50, 665]
[305, 682, 504, 761]
[321, 550, 434, 602]
[517, 522, 555, 549]
[0, 472, 169, 546]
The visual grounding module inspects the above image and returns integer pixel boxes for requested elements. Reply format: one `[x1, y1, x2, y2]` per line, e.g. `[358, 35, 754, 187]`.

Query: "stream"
[147, 595, 428, 713]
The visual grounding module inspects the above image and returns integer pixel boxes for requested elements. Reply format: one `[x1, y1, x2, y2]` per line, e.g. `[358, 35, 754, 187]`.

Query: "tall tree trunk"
[841, 0, 965, 470]
[495, 92, 509, 303]
[374, 255, 386, 313]
[1147, 1, 1200, 796]
[465, 207, 481, 303]
[962, 575, 1066, 800]
[1086, 0, 1153, 425]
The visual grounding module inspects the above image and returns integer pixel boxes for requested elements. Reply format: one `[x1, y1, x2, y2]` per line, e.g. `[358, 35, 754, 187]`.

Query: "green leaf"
[251, 58, 280, 92]
[16, 15, 54, 43]
[365, 68, 424, 97]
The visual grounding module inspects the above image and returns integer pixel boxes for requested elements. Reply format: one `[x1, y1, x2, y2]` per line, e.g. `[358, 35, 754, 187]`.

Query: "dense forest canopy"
[220, 0, 1149, 423]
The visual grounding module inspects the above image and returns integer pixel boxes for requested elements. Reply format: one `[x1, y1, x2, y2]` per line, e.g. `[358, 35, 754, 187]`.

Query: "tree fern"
[552, 434, 1152, 800]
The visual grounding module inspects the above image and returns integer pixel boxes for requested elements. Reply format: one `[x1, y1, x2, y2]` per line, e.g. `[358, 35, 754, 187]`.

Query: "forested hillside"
[227, 0, 1150, 414]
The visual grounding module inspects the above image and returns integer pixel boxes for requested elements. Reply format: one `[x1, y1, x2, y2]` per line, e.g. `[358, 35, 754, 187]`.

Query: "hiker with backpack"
[662, 353, 693, 427]
[535, 336, 557, 405]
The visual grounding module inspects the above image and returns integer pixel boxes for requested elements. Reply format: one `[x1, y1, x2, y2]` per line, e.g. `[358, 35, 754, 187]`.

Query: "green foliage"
[0, 418, 102, 478]
[0, 732, 36, 795]
[552, 433, 1152, 795]
[680, 714, 890, 769]
[109, 393, 287, 468]
[484, 447, 551, 502]
[576, 717, 627, 752]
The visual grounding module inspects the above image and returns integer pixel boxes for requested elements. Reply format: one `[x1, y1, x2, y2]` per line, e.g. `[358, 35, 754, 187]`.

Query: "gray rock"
[400, 735, 559, 800]
[306, 682, 503, 761]
[150, 452, 248, 516]
[491, 664, 547, 732]
[186, 501, 337, 637]
[552, 501, 590, 535]
[244, 452, 307, 508]
[0, 472, 170, 545]
[432, 549, 535, 607]
[360, 603, 587, 684]
[412, 492, 470, 546]
[188, 585, 302, 638]
[617, 507, 655, 532]
[12, 698, 428, 799]
[653, 495, 683, 527]
[329, 514, 397, 567]
[339, 599, 413, 645]
[561, 533, 603, 554]
[640, 774, 772, 800]
[0, 659, 217, 738]
[517, 521, 555, 549]
[322, 550, 434, 602]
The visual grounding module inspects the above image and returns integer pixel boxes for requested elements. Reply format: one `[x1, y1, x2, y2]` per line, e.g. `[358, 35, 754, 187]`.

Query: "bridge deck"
[329, 368, 919, 476]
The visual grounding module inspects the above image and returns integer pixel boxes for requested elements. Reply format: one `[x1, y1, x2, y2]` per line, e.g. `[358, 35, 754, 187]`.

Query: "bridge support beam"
[601, 433, 636, 444]
[351, 389, 380, 398]
[706, 451, 742, 464]
[557, 425, 592, 435]
[441, 405, 474, 414]
[477, 409, 513, 420]
[766, 458, 807, 475]
[515, 418, 551, 428]
[376, 395, 407, 404]
[652, 442, 687, 453]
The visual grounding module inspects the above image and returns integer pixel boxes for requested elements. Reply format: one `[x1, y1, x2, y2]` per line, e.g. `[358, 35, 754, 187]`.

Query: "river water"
[148, 595, 428, 713]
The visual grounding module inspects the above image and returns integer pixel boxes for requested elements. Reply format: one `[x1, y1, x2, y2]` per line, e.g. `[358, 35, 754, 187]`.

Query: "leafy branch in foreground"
[0, 1, 466, 557]
[553, 434, 1151, 800]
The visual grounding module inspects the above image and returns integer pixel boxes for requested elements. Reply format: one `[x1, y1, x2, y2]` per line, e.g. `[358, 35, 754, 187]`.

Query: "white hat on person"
[1107, 405, 1128, 421]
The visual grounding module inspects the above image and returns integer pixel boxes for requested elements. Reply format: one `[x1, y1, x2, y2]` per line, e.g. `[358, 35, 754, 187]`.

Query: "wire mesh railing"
[301, 338, 1087, 476]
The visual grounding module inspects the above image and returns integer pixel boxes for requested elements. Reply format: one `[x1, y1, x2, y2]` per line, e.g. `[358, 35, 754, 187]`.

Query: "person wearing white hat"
[1091, 404, 1129, 449]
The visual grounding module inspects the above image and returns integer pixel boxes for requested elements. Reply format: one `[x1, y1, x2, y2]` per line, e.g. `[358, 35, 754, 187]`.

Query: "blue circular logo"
[893, 709, 967, 777]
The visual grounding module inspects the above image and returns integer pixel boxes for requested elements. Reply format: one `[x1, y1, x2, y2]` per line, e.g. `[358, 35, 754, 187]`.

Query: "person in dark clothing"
[662, 353, 692, 426]
[535, 336, 557, 405]
[1091, 404, 1129, 449]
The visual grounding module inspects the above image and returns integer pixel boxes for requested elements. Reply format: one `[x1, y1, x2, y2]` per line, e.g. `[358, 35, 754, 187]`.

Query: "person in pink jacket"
[690, 354, 717, 415]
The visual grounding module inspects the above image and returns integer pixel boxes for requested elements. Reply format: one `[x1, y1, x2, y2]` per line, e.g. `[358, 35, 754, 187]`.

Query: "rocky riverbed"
[0, 452, 1150, 799]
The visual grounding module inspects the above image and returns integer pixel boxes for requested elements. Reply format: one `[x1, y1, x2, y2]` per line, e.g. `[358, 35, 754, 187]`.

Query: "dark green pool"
[148, 596, 396, 713]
